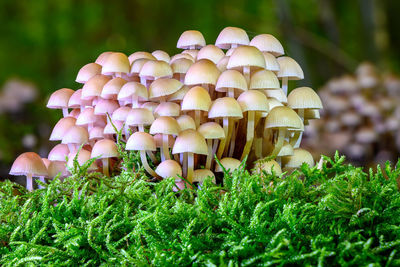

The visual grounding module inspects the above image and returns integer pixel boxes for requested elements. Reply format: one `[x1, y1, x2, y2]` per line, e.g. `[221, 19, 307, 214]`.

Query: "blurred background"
[1, 0, 400, 179]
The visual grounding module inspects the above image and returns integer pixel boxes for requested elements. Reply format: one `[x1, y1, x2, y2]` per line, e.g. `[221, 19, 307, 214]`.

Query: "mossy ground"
[1, 151, 400, 266]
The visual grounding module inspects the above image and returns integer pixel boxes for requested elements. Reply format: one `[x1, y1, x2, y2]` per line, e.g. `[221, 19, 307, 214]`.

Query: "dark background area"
[1, 0, 399, 179]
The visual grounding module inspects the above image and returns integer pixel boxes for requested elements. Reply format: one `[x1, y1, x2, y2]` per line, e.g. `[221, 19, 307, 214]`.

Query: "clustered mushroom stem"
[290, 131, 301, 147]
[38, 176, 46, 189]
[132, 95, 140, 108]
[205, 139, 213, 169]
[243, 66, 251, 86]
[140, 150, 157, 177]
[62, 108, 69, 117]
[124, 124, 130, 140]
[102, 158, 110, 177]
[67, 143, 77, 153]
[228, 123, 238, 157]
[223, 119, 233, 156]
[179, 73, 185, 83]
[161, 134, 170, 161]
[271, 128, 285, 157]
[173, 153, 180, 163]
[194, 110, 201, 129]
[228, 88, 235, 98]
[26, 173, 33, 191]
[187, 152, 194, 183]
[294, 109, 305, 148]
[140, 77, 147, 87]
[241, 111, 255, 161]
[182, 153, 188, 177]
[217, 118, 229, 159]
[282, 77, 289, 96]
[254, 138, 263, 158]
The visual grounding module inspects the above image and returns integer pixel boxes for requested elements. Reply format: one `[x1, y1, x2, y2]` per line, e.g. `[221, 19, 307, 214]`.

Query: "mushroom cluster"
[10, 27, 322, 190]
[302, 62, 400, 166]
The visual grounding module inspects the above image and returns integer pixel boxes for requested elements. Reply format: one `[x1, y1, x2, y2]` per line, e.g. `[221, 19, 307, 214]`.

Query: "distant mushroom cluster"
[302, 62, 400, 166]
[10, 27, 322, 191]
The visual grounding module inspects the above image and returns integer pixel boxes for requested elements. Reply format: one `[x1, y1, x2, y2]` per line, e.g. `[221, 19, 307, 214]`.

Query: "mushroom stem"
[38, 176, 46, 189]
[179, 73, 185, 83]
[227, 88, 235, 98]
[290, 131, 301, 147]
[187, 152, 194, 183]
[182, 153, 188, 177]
[194, 110, 201, 129]
[140, 77, 147, 87]
[271, 128, 285, 157]
[217, 118, 229, 159]
[132, 95, 140, 108]
[102, 158, 110, 177]
[223, 119, 233, 156]
[62, 108, 69, 117]
[26, 173, 33, 191]
[161, 134, 170, 161]
[124, 124, 130, 140]
[67, 143, 77, 153]
[148, 151, 158, 164]
[282, 77, 288, 96]
[254, 138, 263, 158]
[241, 111, 255, 161]
[205, 139, 213, 169]
[243, 66, 250, 86]
[228, 122, 238, 157]
[140, 150, 157, 176]
[294, 109, 305, 148]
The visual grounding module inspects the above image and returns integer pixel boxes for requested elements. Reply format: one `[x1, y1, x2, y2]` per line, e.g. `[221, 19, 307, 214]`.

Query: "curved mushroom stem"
[243, 66, 250, 86]
[62, 108, 69, 117]
[281, 77, 288, 96]
[132, 95, 140, 108]
[26, 173, 33, 191]
[290, 131, 302, 147]
[161, 134, 170, 161]
[294, 109, 305, 148]
[194, 110, 201, 129]
[223, 118, 234, 156]
[102, 158, 110, 177]
[271, 128, 285, 157]
[187, 152, 194, 183]
[205, 139, 213, 169]
[140, 150, 157, 176]
[241, 111, 255, 161]
[148, 151, 158, 164]
[217, 118, 229, 159]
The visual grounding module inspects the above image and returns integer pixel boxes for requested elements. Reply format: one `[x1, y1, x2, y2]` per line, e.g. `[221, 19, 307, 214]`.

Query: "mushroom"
[126, 132, 157, 176]
[184, 59, 220, 94]
[215, 26, 249, 49]
[181, 86, 211, 128]
[47, 88, 75, 117]
[112, 106, 133, 138]
[170, 58, 193, 83]
[197, 45, 225, 64]
[154, 102, 181, 118]
[198, 122, 225, 169]
[81, 75, 111, 105]
[61, 125, 89, 153]
[129, 58, 150, 82]
[255, 159, 282, 176]
[47, 160, 69, 180]
[170, 53, 195, 63]
[68, 89, 92, 112]
[276, 56, 304, 95]
[139, 60, 173, 87]
[67, 149, 98, 172]
[76, 63, 102, 84]
[10, 152, 48, 191]
[48, 144, 70, 162]
[101, 77, 127, 100]
[152, 50, 170, 63]
[215, 157, 241, 174]
[217, 56, 230, 72]
[95, 51, 113, 66]
[118, 82, 148, 108]
[101, 52, 130, 78]
[76, 107, 102, 132]
[262, 52, 280, 73]
[182, 49, 199, 60]
[149, 78, 183, 103]
[282, 148, 314, 172]
[193, 169, 216, 188]
[91, 139, 119, 176]
[249, 34, 285, 57]
[149, 116, 180, 161]
[49, 117, 77, 142]
[155, 159, 183, 180]
[177, 30, 206, 50]
[128, 51, 156, 64]
[215, 70, 248, 98]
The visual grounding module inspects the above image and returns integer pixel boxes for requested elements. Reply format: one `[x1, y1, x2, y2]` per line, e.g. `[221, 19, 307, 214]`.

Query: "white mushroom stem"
[205, 139, 213, 169]
[26, 173, 33, 191]
[194, 110, 201, 129]
[140, 77, 147, 87]
[294, 109, 305, 148]
[132, 95, 140, 108]
[38, 176, 46, 189]
[217, 118, 229, 159]
[67, 143, 77, 153]
[140, 150, 157, 176]
[102, 158, 110, 177]
[161, 134, 170, 161]
[271, 128, 285, 157]
[223, 119, 234, 156]
[124, 124, 130, 140]
[187, 152, 194, 183]
[229, 122, 238, 157]
[243, 66, 250, 86]
[241, 111, 255, 161]
[281, 77, 288, 96]
[290, 131, 302, 147]
[182, 153, 188, 177]
[227, 88, 235, 98]
[80, 105, 85, 112]
[62, 108, 69, 117]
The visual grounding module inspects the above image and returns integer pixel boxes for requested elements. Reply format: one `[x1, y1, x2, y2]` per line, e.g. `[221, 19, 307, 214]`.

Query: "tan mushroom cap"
[215, 70, 248, 93]
[94, 99, 119, 116]
[277, 141, 294, 157]
[101, 52, 130, 75]
[130, 58, 150, 75]
[76, 63, 102, 84]
[155, 160, 182, 179]
[150, 116, 180, 135]
[91, 139, 119, 159]
[167, 85, 190, 102]
[101, 77, 127, 99]
[282, 148, 314, 168]
[50, 117, 77, 141]
[265, 106, 304, 131]
[276, 56, 304, 80]
[182, 49, 199, 60]
[76, 107, 101, 126]
[193, 169, 216, 184]
[197, 45, 225, 64]
[177, 30, 206, 49]
[287, 87, 323, 110]
[140, 60, 173, 79]
[126, 108, 155, 126]
[149, 78, 183, 99]
[111, 106, 132, 122]
[10, 152, 48, 177]
[259, 159, 282, 175]
[215, 157, 241, 172]
[61, 125, 89, 146]
[176, 115, 196, 132]
[152, 50, 170, 63]
[265, 89, 288, 104]
[67, 149, 97, 171]
[82, 75, 111, 100]
[141, 102, 159, 113]
[128, 51, 156, 64]
[215, 26, 249, 49]
[184, 59, 221, 86]
[89, 126, 105, 141]
[216, 56, 230, 72]
[262, 52, 280, 72]
[172, 129, 208, 155]
[47, 88, 75, 109]
[250, 69, 280, 90]
[103, 120, 123, 135]
[198, 122, 225, 139]
[68, 89, 92, 109]
[170, 58, 193, 74]
[249, 34, 284, 56]
[154, 102, 181, 117]
[208, 97, 243, 119]
[237, 90, 269, 112]
[170, 53, 195, 63]
[126, 132, 156, 151]
[181, 86, 211, 112]
[47, 160, 69, 179]
[227, 45, 266, 70]
[118, 82, 148, 101]
[48, 144, 70, 162]
[95, 52, 113, 66]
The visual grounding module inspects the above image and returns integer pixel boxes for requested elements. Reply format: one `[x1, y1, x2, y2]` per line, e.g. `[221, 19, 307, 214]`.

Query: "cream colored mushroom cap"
[149, 78, 183, 99]
[265, 106, 304, 131]
[67, 149, 97, 171]
[208, 97, 243, 119]
[215, 27, 249, 49]
[227, 45, 266, 70]
[276, 56, 304, 80]
[155, 160, 182, 179]
[198, 122, 225, 139]
[126, 108, 155, 126]
[282, 148, 314, 168]
[101, 77, 127, 99]
[61, 126, 89, 145]
[177, 30, 206, 49]
[170, 58, 193, 74]
[152, 50, 170, 63]
[176, 115, 196, 132]
[149, 116, 180, 135]
[262, 52, 280, 72]
[287, 87, 323, 110]
[277, 141, 294, 157]
[154, 102, 181, 117]
[126, 132, 156, 151]
[184, 59, 221, 86]
[91, 139, 119, 158]
[197, 45, 225, 64]
[76, 63, 102, 83]
[82, 75, 111, 100]
[48, 144, 70, 162]
[10, 152, 48, 177]
[101, 52, 130, 74]
[237, 90, 269, 112]
[172, 129, 208, 155]
[118, 82, 148, 101]
[250, 69, 280, 90]
[50, 117, 77, 141]
[215, 70, 248, 92]
[181, 86, 211, 111]
[215, 157, 241, 172]
[47, 88, 75, 109]
[250, 34, 284, 56]
[128, 51, 156, 64]
[193, 169, 216, 183]
[260, 159, 282, 175]
[140, 60, 173, 79]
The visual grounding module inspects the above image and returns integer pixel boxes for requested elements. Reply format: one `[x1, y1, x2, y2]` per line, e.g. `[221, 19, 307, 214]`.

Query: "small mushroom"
[126, 132, 157, 176]
[91, 139, 119, 176]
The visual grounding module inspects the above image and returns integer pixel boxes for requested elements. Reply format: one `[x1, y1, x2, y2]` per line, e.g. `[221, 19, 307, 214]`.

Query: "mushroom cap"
[140, 60, 173, 79]
[193, 169, 216, 184]
[282, 148, 314, 168]
[197, 45, 225, 64]
[215, 70, 248, 93]
[276, 56, 304, 80]
[48, 144, 70, 162]
[76, 63, 102, 84]
[154, 102, 181, 117]
[69, 109, 81, 118]
[288, 87, 323, 110]
[89, 126, 105, 141]
[260, 159, 282, 175]
[264, 89, 288, 104]
[155, 160, 182, 179]
[10, 152, 48, 177]
[208, 97, 243, 119]
[130, 58, 151, 75]
[61, 125, 89, 145]
[149, 78, 183, 99]
[68, 89, 92, 109]
[277, 141, 294, 157]
[227, 45, 266, 70]
[177, 30, 206, 49]
[170, 58, 193, 74]
[101, 52, 130, 75]
[198, 122, 225, 139]
[249, 34, 284, 56]
[181, 86, 211, 112]
[266, 98, 284, 111]
[225, 47, 235, 57]
[118, 82, 148, 101]
[167, 85, 190, 102]
[141, 102, 159, 113]
[94, 99, 119, 116]
[215, 26, 249, 49]
[262, 52, 280, 72]
[265, 106, 304, 131]
[82, 75, 111, 100]
[103, 120, 123, 135]
[250, 69, 280, 90]
[176, 115, 196, 132]
[126, 108, 155, 126]
[47, 88, 75, 109]
[149, 116, 180, 135]
[182, 49, 199, 60]
[47, 160, 69, 179]
[101, 77, 127, 100]
[215, 157, 241, 172]
[126, 132, 156, 151]
[95, 51, 113, 66]
[237, 90, 269, 112]
[170, 53, 195, 63]
[128, 51, 156, 64]
[91, 139, 119, 159]
[67, 149, 97, 171]
[76, 107, 101, 126]
[112, 106, 132, 122]
[304, 109, 320, 120]
[152, 50, 170, 63]
[50, 117, 77, 141]
[217, 56, 230, 72]
[184, 59, 221, 86]
[172, 129, 208, 155]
